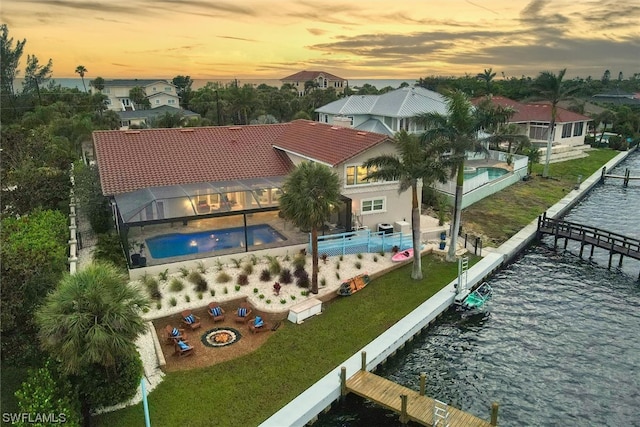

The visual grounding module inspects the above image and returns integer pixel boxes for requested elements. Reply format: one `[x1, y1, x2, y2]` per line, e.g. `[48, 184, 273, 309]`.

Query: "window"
[529, 123, 549, 140]
[155, 99, 160, 104]
[361, 197, 385, 214]
[399, 118, 410, 131]
[561, 123, 572, 138]
[168, 99, 176, 105]
[573, 122, 584, 136]
[345, 165, 377, 186]
[165, 87, 171, 92]
[152, 87, 157, 92]
[120, 120, 130, 127]
[323, 114, 328, 123]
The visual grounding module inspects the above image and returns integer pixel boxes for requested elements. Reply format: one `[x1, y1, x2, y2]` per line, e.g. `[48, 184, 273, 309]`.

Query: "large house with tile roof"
[93, 120, 415, 267]
[281, 71, 348, 96]
[315, 86, 448, 136]
[92, 79, 181, 112]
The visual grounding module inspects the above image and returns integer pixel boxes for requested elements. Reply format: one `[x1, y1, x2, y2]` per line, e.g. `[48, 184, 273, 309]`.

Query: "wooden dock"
[600, 166, 640, 187]
[341, 352, 496, 426]
[537, 213, 640, 279]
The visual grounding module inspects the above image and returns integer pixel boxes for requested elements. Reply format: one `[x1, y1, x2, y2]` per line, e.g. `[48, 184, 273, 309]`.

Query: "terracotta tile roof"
[281, 70, 346, 82]
[275, 120, 390, 167]
[93, 120, 389, 196]
[93, 124, 293, 196]
[473, 96, 591, 123]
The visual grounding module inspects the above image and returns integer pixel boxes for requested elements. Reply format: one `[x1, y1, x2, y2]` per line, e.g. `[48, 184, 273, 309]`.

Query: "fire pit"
[202, 328, 241, 348]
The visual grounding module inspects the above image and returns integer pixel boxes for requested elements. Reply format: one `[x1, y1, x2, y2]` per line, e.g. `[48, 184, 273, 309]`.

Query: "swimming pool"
[145, 224, 287, 259]
[464, 166, 508, 180]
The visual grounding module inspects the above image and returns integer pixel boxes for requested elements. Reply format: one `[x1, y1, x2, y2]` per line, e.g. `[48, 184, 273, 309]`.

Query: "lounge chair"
[181, 310, 201, 330]
[174, 339, 194, 357]
[234, 303, 252, 324]
[248, 316, 269, 334]
[207, 302, 225, 323]
[165, 325, 186, 344]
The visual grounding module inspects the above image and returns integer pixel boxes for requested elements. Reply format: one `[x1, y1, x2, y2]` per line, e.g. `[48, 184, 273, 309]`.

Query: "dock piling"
[419, 372, 426, 396]
[399, 394, 408, 425]
[490, 402, 499, 426]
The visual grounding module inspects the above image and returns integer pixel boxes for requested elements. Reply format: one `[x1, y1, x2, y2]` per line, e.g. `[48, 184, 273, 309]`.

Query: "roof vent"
[229, 126, 242, 130]
[356, 131, 367, 136]
[179, 128, 195, 132]
[330, 126, 340, 130]
[124, 130, 140, 134]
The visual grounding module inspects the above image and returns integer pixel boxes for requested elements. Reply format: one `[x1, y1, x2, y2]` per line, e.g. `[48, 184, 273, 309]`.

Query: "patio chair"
[234, 303, 252, 325]
[181, 310, 202, 330]
[207, 302, 225, 323]
[174, 340, 194, 357]
[165, 325, 186, 344]
[248, 316, 269, 334]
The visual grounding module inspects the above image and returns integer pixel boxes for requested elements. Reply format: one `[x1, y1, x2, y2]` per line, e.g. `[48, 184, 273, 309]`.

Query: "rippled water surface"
[316, 152, 640, 427]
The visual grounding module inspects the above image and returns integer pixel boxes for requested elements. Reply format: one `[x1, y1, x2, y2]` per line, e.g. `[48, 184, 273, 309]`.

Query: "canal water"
[316, 151, 640, 427]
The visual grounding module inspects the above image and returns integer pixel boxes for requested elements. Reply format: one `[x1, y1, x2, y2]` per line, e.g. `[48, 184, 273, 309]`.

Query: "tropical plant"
[417, 91, 506, 262]
[533, 68, 578, 178]
[216, 271, 231, 283]
[279, 268, 293, 284]
[363, 130, 450, 278]
[259, 269, 271, 281]
[75, 65, 88, 93]
[279, 162, 341, 293]
[35, 262, 149, 424]
[476, 67, 496, 95]
[169, 276, 184, 293]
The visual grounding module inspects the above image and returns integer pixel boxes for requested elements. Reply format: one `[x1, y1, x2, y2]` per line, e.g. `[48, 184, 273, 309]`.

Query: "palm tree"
[75, 65, 87, 92]
[476, 68, 496, 95]
[36, 262, 149, 424]
[363, 131, 450, 279]
[417, 90, 500, 262]
[279, 162, 341, 294]
[533, 68, 577, 178]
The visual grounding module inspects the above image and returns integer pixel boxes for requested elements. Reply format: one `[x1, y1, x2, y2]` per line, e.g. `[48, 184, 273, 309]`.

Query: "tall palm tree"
[363, 131, 450, 280]
[279, 162, 341, 294]
[417, 90, 500, 262]
[476, 68, 496, 95]
[75, 65, 88, 92]
[533, 68, 577, 178]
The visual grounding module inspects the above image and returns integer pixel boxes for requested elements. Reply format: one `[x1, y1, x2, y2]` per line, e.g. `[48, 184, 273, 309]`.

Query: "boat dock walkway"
[342, 353, 495, 427]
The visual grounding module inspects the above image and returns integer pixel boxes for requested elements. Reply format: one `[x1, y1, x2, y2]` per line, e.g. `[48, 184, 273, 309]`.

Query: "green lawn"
[462, 149, 619, 245]
[95, 254, 476, 427]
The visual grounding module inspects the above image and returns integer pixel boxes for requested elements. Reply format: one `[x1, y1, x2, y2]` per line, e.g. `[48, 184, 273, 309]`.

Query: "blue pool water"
[464, 167, 508, 180]
[145, 224, 287, 259]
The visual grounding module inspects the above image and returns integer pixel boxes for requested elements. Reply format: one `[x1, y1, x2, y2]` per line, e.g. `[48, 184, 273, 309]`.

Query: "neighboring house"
[281, 71, 348, 96]
[117, 105, 201, 130]
[591, 89, 640, 106]
[315, 86, 448, 136]
[92, 120, 412, 267]
[473, 96, 591, 149]
[93, 79, 181, 111]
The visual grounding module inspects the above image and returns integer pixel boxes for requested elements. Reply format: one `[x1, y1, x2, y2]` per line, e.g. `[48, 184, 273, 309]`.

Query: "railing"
[310, 229, 413, 256]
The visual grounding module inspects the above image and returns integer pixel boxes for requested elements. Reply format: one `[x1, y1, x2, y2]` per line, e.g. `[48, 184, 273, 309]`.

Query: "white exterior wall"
[147, 93, 180, 109]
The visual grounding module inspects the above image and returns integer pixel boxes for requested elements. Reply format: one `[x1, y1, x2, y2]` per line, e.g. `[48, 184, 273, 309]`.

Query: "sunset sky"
[1, 0, 638, 81]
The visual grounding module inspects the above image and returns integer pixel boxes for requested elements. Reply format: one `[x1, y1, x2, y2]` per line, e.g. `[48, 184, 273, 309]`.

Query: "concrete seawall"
[260, 149, 632, 427]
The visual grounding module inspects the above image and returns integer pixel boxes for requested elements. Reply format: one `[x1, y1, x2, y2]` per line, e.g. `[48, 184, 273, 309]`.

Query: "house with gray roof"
[315, 86, 448, 136]
[117, 105, 200, 130]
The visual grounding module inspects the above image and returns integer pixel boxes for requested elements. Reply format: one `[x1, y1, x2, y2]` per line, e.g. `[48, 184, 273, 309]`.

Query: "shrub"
[210, 289, 215, 296]
[373, 255, 378, 262]
[259, 294, 265, 299]
[158, 268, 169, 281]
[250, 254, 258, 265]
[187, 271, 208, 292]
[260, 269, 271, 282]
[355, 261, 362, 269]
[293, 266, 307, 278]
[235, 285, 241, 291]
[267, 256, 281, 275]
[230, 258, 241, 268]
[321, 253, 328, 263]
[296, 270, 310, 288]
[280, 299, 287, 304]
[292, 254, 306, 269]
[283, 253, 291, 262]
[179, 267, 189, 277]
[320, 277, 326, 287]
[339, 254, 343, 261]
[224, 287, 228, 294]
[379, 249, 385, 256]
[253, 287, 259, 294]
[266, 299, 271, 304]
[301, 290, 309, 296]
[215, 259, 224, 271]
[336, 272, 340, 279]
[197, 292, 203, 300]
[237, 274, 249, 286]
[169, 277, 184, 292]
[169, 297, 177, 306]
[143, 275, 162, 300]
[279, 268, 293, 284]
[184, 295, 190, 303]
[335, 261, 340, 270]
[290, 295, 296, 301]
[196, 261, 207, 273]
[216, 271, 231, 283]
[242, 263, 253, 275]
[156, 302, 162, 309]
[356, 253, 363, 259]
